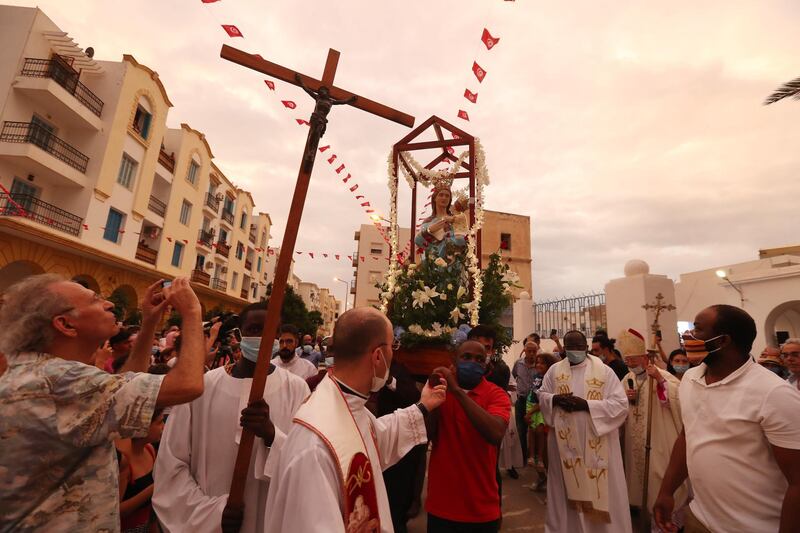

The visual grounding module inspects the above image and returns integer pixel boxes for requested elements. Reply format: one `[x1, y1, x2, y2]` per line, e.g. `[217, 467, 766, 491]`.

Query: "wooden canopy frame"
[391, 115, 481, 266]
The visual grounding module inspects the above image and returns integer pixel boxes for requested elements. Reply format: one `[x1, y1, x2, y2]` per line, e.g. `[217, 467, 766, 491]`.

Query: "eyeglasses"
[782, 351, 800, 359]
[376, 339, 401, 351]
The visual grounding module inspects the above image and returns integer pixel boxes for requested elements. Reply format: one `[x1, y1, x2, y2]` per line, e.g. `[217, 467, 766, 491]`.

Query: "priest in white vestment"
[271, 323, 318, 379]
[153, 303, 310, 532]
[618, 329, 688, 523]
[538, 330, 632, 533]
[264, 308, 447, 533]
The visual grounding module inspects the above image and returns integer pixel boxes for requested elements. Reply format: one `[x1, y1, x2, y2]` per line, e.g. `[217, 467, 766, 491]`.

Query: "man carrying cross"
[263, 308, 446, 532]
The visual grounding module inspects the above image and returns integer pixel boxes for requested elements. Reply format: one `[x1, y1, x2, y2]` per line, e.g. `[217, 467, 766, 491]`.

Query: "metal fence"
[0, 193, 83, 236]
[1, 121, 89, 173]
[20, 57, 104, 117]
[532, 293, 606, 338]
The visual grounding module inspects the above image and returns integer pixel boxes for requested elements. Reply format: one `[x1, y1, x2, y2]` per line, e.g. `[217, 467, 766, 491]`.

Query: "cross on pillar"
[642, 292, 676, 348]
[219, 44, 415, 511]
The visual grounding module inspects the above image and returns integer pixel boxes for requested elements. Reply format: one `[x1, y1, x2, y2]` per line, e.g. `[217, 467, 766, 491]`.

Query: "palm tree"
[764, 76, 800, 105]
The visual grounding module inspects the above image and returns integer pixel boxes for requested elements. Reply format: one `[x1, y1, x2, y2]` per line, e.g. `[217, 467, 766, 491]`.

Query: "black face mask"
[278, 348, 294, 361]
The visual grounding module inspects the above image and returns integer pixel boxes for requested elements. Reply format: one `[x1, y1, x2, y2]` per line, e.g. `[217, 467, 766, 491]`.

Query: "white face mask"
[370, 348, 390, 392]
[566, 350, 587, 364]
[632, 365, 646, 375]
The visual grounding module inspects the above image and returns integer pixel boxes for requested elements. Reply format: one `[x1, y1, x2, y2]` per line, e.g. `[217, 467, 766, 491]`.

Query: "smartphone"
[161, 280, 172, 288]
[428, 372, 443, 387]
[229, 328, 242, 342]
[550, 329, 557, 337]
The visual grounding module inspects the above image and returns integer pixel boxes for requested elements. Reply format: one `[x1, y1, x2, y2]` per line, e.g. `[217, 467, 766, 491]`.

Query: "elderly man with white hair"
[512, 340, 539, 464]
[782, 338, 800, 391]
[0, 275, 206, 532]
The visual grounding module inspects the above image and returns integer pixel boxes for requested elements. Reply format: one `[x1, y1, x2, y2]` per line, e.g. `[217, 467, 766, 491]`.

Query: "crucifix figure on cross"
[218, 44, 414, 516]
[642, 292, 676, 349]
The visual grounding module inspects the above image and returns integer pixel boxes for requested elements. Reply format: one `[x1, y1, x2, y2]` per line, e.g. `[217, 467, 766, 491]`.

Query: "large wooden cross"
[219, 44, 414, 511]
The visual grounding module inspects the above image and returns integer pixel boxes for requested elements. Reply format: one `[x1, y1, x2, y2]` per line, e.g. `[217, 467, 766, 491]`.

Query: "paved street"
[407, 463, 548, 532]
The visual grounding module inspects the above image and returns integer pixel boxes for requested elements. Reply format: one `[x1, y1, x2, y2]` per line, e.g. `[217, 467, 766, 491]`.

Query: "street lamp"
[333, 277, 351, 311]
[715, 269, 744, 306]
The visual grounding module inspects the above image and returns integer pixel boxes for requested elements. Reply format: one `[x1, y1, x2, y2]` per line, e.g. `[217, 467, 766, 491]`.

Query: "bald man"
[264, 308, 447, 533]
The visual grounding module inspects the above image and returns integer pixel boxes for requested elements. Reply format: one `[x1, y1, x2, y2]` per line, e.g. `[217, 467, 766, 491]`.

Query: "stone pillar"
[605, 260, 680, 355]
[505, 291, 534, 367]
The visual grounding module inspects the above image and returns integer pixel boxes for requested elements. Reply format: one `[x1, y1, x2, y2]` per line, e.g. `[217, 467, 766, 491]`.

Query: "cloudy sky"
[13, 0, 800, 300]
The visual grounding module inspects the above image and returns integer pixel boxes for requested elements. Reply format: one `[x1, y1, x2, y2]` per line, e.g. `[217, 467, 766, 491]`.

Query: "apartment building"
[0, 6, 270, 315]
[352, 210, 533, 307]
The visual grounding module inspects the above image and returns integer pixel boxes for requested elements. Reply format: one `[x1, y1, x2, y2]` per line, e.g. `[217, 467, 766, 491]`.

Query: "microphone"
[627, 378, 636, 405]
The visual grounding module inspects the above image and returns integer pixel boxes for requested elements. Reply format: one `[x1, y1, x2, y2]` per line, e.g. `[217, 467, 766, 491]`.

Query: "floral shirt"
[0, 352, 164, 532]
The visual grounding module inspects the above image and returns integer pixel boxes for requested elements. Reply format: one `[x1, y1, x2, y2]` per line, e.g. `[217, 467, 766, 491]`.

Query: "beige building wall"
[0, 6, 271, 311]
[352, 224, 411, 308]
[297, 281, 320, 312]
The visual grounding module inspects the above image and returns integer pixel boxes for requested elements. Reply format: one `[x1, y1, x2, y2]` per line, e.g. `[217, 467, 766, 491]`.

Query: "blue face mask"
[456, 360, 485, 389]
[241, 337, 262, 363]
[325, 357, 334, 367]
[151, 346, 160, 355]
[672, 364, 689, 374]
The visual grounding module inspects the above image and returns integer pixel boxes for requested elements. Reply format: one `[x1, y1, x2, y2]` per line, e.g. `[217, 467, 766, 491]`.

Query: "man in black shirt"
[592, 333, 628, 380]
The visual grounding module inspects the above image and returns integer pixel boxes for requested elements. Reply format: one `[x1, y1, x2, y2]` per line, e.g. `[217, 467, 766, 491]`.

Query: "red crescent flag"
[296, 251, 302, 255]
[295, 118, 309, 125]
[201, 0, 220, 3]
[464, 89, 478, 103]
[221, 25, 243, 38]
[355, 195, 365, 200]
[309, 253, 314, 259]
[264, 80, 275, 90]
[457, 110, 470, 121]
[360, 256, 365, 263]
[481, 28, 499, 50]
[343, 174, 352, 183]
[347, 256, 352, 261]
[323, 254, 328, 258]
[281, 100, 296, 109]
[361, 202, 370, 207]
[319, 145, 330, 152]
[350, 184, 358, 192]
[83, 224, 89, 230]
[472, 62, 486, 83]
[335, 164, 345, 174]
[327, 155, 337, 164]
[335, 255, 340, 260]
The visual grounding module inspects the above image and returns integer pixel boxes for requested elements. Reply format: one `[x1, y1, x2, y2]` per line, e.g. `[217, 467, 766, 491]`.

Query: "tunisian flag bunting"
[282, 100, 297, 109]
[221, 25, 243, 38]
[472, 62, 487, 83]
[295, 118, 309, 125]
[264, 80, 275, 90]
[481, 28, 500, 50]
[201, 0, 220, 3]
[457, 110, 470, 121]
[464, 89, 478, 103]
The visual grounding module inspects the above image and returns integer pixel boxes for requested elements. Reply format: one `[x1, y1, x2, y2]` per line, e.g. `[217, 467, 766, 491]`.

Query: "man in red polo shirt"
[427, 340, 511, 532]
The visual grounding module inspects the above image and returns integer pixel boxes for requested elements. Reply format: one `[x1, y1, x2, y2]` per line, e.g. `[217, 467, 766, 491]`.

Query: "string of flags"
[197, 0, 394, 252]
[457, 28, 500, 122]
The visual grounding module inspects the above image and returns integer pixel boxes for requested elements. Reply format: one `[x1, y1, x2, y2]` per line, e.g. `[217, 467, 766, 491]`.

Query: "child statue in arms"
[414, 177, 468, 261]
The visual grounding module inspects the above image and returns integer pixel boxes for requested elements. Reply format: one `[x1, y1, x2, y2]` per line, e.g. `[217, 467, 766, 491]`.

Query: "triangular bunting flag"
[264, 80, 275, 90]
[335, 164, 345, 174]
[221, 25, 243, 38]
[319, 145, 330, 152]
[464, 89, 478, 103]
[472, 61, 486, 83]
[481, 28, 500, 50]
[342, 174, 352, 183]
[309, 253, 314, 259]
[335, 255, 340, 260]
[361, 202, 370, 207]
[327, 155, 337, 164]
[295, 118, 309, 125]
[281, 100, 296, 109]
[349, 184, 358, 192]
[457, 110, 470, 121]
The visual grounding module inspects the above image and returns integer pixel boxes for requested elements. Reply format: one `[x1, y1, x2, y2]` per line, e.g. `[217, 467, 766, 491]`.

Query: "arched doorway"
[0, 260, 45, 294]
[72, 274, 101, 294]
[764, 300, 800, 346]
[109, 285, 139, 323]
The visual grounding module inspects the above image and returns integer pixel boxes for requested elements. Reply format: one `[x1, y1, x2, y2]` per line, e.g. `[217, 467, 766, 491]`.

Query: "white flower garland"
[382, 138, 491, 326]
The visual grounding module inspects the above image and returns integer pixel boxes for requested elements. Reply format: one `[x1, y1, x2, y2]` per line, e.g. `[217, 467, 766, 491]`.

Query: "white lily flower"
[450, 306, 464, 323]
[434, 257, 448, 268]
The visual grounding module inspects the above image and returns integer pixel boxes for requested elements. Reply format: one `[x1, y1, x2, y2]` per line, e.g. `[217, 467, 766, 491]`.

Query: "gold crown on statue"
[430, 174, 454, 191]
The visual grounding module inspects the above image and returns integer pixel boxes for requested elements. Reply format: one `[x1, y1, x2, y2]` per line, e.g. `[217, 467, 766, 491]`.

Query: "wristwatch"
[415, 402, 429, 417]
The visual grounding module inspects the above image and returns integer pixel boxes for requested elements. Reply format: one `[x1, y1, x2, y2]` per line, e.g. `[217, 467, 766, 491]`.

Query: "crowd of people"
[0, 274, 799, 533]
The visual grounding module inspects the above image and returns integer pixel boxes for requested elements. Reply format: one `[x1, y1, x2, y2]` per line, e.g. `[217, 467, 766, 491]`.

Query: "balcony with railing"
[244, 258, 253, 271]
[18, 56, 104, 118]
[148, 195, 166, 218]
[215, 240, 230, 259]
[191, 269, 210, 286]
[158, 148, 175, 173]
[240, 287, 248, 299]
[248, 224, 257, 243]
[211, 277, 227, 291]
[205, 192, 220, 213]
[197, 228, 214, 248]
[135, 243, 158, 265]
[1, 121, 89, 176]
[221, 209, 234, 225]
[0, 193, 83, 236]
